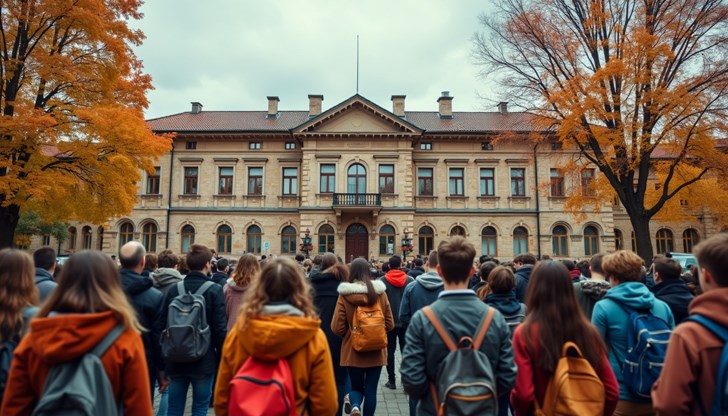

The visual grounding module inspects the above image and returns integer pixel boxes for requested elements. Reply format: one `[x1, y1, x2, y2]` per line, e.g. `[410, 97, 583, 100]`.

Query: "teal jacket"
[591, 282, 675, 401]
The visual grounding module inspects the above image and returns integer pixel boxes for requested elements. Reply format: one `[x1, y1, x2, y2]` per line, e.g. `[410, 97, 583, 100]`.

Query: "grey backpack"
[32, 324, 125, 416]
[161, 280, 214, 363]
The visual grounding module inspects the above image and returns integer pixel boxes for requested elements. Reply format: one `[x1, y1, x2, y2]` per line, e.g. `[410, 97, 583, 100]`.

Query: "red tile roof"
[404, 111, 551, 133]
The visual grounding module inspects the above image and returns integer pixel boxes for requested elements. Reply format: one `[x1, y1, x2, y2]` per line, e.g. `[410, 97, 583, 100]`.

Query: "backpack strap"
[90, 324, 126, 357]
[176, 280, 186, 296]
[473, 307, 496, 350]
[422, 306, 456, 352]
[195, 280, 216, 296]
[685, 314, 728, 416]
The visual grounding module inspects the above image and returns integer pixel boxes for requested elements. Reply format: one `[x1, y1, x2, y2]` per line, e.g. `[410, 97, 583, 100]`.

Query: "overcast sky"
[131, 1, 498, 120]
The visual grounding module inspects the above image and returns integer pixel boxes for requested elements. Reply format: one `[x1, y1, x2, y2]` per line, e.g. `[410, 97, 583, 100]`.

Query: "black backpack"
[0, 306, 38, 403]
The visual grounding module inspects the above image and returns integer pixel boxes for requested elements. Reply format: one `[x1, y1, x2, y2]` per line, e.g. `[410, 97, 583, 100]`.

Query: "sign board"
[263, 241, 270, 251]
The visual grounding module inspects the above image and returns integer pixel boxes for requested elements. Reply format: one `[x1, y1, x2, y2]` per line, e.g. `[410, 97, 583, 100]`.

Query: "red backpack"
[229, 356, 298, 416]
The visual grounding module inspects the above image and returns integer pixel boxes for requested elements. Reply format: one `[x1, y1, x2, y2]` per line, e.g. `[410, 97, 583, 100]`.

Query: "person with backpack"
[380, 255, 413, 390]
[484, 266, 527, 336]
[574, 253, 611, 319]
[652, 233, 728, 415]
[332, 258, 395, 416]
[592, 250, 675, 416]
[32, 246, 58, 302]
[0, 249, 39, 406]
[514, 253, 537, 302]
[151, 249, 185, 298]
[224, 253, 260, 330]
[649, 255, 694, 325]
[511, 260, 619, 416]
[1, 250, 152, 416]
[401, 236, 516, 416]
[161, 244, 227, 416]
[213, 257, 337, 416]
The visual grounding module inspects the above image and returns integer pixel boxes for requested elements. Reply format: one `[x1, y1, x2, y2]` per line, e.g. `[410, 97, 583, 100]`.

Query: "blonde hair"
[0, 249, 39, 342]
[231, 253, 260, 287]
[39, 250, 143, 332]
[602, 250, 644, 283]
[239, 257, 317, 325]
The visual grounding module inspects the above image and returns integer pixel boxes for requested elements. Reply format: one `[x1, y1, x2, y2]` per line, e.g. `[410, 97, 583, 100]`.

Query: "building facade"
[46, 93, 715, 261]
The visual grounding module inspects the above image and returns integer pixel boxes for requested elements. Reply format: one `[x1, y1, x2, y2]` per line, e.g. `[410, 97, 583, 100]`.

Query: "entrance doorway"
[345, 223, 368, 262]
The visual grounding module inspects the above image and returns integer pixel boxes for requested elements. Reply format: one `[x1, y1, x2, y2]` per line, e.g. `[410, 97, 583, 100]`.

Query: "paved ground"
[154, 350, 410, 415]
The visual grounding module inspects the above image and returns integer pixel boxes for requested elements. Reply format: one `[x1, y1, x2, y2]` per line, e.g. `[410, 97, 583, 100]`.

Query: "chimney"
[190, 102, 203, 114]
[308, 94, 324, 118]
[437, 91, 453, 118]
[498, 101, 508, 114]
[391, 95, 406, 117]
[267, 96, 279, 117]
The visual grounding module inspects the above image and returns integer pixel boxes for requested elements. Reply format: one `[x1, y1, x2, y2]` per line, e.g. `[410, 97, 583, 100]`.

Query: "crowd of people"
[0, 231, 726, 416]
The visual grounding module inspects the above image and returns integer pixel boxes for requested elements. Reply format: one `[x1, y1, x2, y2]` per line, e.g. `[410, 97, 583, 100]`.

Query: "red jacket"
[511, 323, 619, 416]
[1, 311, 152, 416]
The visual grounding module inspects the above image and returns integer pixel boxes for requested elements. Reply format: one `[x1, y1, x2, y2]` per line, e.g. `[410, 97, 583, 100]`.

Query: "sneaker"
[350, 406, 361, 416]
[385, 380, 397, 390]
[344, 394, 351, 414]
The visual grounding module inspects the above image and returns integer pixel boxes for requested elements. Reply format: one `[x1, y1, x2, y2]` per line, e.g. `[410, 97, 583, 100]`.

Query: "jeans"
[154, 380, 169, 416]
[386, 326, 406, 382]
[409, 397, 418, 416]
[167, 374, 214, 416]
[336, 366, 351, 415]
[347, 366, 382, 416]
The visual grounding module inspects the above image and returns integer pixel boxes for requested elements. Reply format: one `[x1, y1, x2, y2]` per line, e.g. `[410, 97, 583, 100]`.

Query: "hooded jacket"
[399, 271, 444, 329]
[514, 264, 534, 302]
[652, 288, 728, 416]
[407, 266, 425, 278]
[0, 311, 152, 416]
[331, 280, 395, 368]
[308, 269, 343, 367]
[223, 278, 248, 330]
[214, 304, 337, 416]
[34, 268, 57, 303]
[381, 270, 414, 326]
[591, 282, 675, 400]
[650, 278, 694, 324]
[210, 271, 228, 286]
[574, 279, 611, 319]
[150, 267, 184, 298]
[485, 291, 526, 317]
[120, 268, 164, 385]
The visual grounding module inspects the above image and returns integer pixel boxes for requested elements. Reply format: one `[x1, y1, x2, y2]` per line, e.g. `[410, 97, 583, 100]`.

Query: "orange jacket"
[0, 311, 152, 416]
[214, 306, 337, 416]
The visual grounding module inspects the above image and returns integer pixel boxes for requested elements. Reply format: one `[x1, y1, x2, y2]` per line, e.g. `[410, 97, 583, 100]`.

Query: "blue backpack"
[620, 305, 672, 399]
[684, 314, 728, 416]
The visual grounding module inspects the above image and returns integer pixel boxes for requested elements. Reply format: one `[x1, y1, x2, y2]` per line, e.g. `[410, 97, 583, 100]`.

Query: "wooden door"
[345, 223, 368, 262]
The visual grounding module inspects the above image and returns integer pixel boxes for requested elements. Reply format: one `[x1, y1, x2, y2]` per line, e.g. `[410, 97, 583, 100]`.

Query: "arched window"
[418, 226, 434, 255]
[68, 227, 77, 251]
[347, 163, 367, 194]
[614, 229, 623, 251]
[584, 226, 599, 256]
[481, 226, 497, 256]
[142, 223, 157, 253]
[247, 225, 262, 254]
[318, 224, 335, 253]
[682, 229, 699, 253]
[281, 226, 297, 254]
[450, 226, 466, 237]
[82, 226, 92, 249]
[379, 225, 396, 256]
[180, 225, 195, 253]
[552, 225, 568, 257]
[217, 225, 232, 254]
[656, 228, 674, 254]
[97, 226, 104, 251]
[513, 227, 529, 256]
[119, 223, 133, 247]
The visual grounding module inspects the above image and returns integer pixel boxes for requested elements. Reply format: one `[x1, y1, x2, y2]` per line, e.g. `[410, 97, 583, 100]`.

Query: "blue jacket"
[591, 282, 675, 401]
[34, 268, 57, 303]
[514, 265, 533, 302]
[399, 272, 444, 329]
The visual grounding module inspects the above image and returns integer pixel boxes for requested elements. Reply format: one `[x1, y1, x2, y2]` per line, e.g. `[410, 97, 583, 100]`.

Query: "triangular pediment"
[292, 94, 422, 135]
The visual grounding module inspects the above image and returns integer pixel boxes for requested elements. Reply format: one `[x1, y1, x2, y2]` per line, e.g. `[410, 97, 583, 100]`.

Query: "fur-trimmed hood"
[337, 280, 387, 306]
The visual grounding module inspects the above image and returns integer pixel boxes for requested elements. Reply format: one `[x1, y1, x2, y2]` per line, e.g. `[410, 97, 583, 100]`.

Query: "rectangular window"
[185, 141, 197, 150]
[249, 142, 261, 150]
[285, 142, 296, 150]
[550, 168, 564, 196]
[550, 142, 563, 150]
[581, 169, 595, 196]
[449, 168, 464, 196]
[282, 167, 298, 195]
[511, 168, 525, 196]
[218, 167, 234, 195]
[247, 167, 263, 195]
[480, 168, 495, 196]
[481, 141, 493, 151]
[183, 167, 198, 195]
[146, 166, 160, 194]
[417, 168, 433, 196]
[320, 164, 335, 193]
[420, 142, 432, 150]
[379, 164, 395, 194]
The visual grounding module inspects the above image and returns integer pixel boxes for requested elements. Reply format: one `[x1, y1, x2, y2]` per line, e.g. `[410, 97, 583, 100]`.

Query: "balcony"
[333, 193, 381, 206]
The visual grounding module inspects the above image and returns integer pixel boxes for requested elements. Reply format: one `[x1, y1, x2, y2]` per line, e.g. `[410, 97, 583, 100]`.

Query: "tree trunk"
[0, 204, 21, 248]
[631, 214, 655, 265]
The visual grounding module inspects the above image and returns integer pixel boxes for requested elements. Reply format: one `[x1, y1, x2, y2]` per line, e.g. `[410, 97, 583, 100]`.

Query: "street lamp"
[401, 228, 413, 263]
[300, 228, 312, 258]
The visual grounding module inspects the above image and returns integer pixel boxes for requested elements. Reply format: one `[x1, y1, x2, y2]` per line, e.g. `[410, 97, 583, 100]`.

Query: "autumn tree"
[473, 0, 728, 261]
[0, 1, 171, 248]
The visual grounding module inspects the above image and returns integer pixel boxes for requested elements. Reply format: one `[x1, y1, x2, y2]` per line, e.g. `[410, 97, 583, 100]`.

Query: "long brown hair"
[522, 260, 606, 373]
[322, 252, 349, 282]
[348, 258, 377, 306]
[0, 249, 39, 342]
[231, 253, 260, 286]
[239, 257, 317, 325]
[39, 250, 143, 332]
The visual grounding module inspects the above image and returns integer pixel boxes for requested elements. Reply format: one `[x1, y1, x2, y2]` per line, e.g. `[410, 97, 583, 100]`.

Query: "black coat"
[211, 271, 228, 286]
[308, 269, 342, 364]
[161, 271, 228, 376]
[514, 265, 534, 303]
[651, 279, 694, 324]
[120, 268, 165, 383]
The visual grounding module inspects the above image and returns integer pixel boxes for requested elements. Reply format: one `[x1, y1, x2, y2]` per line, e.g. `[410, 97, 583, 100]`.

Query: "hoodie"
[514, 264, 534, 302]
[150, 267, 184, 297]
[650, 279, 694, 324]
[484, 291, 525, 317]
[399, 271, 445, 329]
[34, 268, 57, 303]
[1, 311, 152, 416]
[213, 304, 337, 416]
[381, 270, 414, 326]
[223, 278, 249, 330]
[591, 282, 675, 400]
[574, 279, 611, 319]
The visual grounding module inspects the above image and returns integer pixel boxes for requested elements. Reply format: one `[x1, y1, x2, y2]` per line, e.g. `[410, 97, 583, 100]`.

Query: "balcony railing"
[332, 193, 381, 206]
